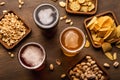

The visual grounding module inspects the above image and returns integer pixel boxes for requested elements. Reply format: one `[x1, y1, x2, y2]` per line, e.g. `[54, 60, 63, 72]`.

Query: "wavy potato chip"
[87, 16, 97, 28]
[97, 16, 110, 27]
[116, 40, 120, 48]
[85, 39, 90, 48]
[113, 52, 117, 60]
[105, 52, 114, 60]
[102, 42, 112, 52]
[103, 27, 114, 40]
[87, 15, 118, 46]
[102, 16, 114, 28]
[116, 25, 120, 38]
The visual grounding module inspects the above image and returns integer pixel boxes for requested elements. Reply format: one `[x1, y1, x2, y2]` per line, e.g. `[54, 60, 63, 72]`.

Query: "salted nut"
[59, 1, 66, 8]
[0, 13, 26, 46]
[113, 61, 119, 68]
[69, 56, 105, 80]
[49, 64, 54, 71]
[0, 2, 5, 6]
[103, 63, 110, 68]
[61, 74, 66, 79]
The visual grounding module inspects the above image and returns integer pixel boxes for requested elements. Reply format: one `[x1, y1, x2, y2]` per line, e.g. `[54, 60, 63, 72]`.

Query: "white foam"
[64, 31, 79, 49]
[22, 46, 43, 67]
[38, 8, 54, 26]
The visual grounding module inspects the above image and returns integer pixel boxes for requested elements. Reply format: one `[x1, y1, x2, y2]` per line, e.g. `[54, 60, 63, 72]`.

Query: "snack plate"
[84, 11, 119, 48]
[0, 11, 31, 49]
[67, 55, 110, 80]
[65, 0, 98, 15]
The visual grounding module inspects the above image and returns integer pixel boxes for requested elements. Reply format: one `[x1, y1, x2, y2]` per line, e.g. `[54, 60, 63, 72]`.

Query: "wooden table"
[0, 0, 120, 80]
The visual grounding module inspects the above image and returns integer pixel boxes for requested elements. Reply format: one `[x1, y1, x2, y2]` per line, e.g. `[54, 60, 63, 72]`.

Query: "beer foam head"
[64, 30, 79, 49]
[38, 8, 54, 25]
[21, 45, 43, 67]
[33, 4, 59, 29]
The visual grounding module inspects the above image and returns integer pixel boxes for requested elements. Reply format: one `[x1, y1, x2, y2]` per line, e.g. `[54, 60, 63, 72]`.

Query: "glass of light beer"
[59, 27, 86, 57]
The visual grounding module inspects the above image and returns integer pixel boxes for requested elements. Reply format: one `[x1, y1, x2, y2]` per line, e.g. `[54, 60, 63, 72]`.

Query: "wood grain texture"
[0, 0, 120, 80]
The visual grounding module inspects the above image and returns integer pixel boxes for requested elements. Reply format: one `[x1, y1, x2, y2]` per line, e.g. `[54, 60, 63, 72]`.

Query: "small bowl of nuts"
[67, 55, 109, 80]
[0, 11, 31, 49]
[65, 0, 98, 15]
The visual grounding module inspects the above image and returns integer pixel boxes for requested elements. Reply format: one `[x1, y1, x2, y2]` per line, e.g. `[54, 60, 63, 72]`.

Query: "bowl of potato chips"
[65, 0, 97, 15]
[84, 11, 120, 48]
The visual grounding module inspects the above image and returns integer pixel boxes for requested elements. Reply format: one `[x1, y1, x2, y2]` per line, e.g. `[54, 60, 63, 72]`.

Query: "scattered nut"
[113, 61, 119, 68]
[0, 2, 5, 6]
[19, 4, 22, 9]
[65, 19, 72, 23]
[20, 1, 24, 5]
[59, 1, 66, 8]
[56, 59, 61, 65]
[60, 15, 67, 20]
[10, 54, 15, 58]
[18, 0, 24, 9]
[103, 63, 110, 68]
[61, 73, 66, 79]
[70, 21, 73, 26]
[86, 56, 91, 59]
[2, 10, 8, 14]
[49, 64, 54, 71]
[8, 52, 14, 58]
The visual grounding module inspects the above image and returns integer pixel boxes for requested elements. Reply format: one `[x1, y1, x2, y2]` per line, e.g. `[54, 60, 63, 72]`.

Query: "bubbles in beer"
[21, 45, 43, 67]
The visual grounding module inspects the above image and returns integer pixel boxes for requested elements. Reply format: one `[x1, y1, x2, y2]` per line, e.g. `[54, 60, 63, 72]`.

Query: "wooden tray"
[84, 11, 119, 48]
[65, 0, 98, 15]
[0, 11, 31, 49]
[67, 55, 110, 80]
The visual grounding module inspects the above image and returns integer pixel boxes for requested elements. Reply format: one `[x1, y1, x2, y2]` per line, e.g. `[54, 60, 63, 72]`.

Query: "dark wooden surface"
[0, 0, 120, 80]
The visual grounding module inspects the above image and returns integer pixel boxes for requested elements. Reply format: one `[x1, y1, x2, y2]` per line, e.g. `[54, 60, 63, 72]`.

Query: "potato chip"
[105, 26, 117, 41]
[88, 2, 92, 6]
[116, 25, 120, 38]
[87, 16, 97, 28]
[69, 0, 73, 2]
[88, 3, 95, 11]
[116, 40, 120, 48]
[92, 22, 101, 31]
[103, 16, 114, 25]
[85, 39, 90, 48]
[113, 52, 117, 60]
[80, 6, 88, 12]
[87, 15, 118, 47]
[78, 0, 85, 4]
[103, 27, 114, 40]
[69, 2, 81, 11]
[102, 42, 112, 52]
[97, 16, 109, 27]
[105, 52, 114, 60]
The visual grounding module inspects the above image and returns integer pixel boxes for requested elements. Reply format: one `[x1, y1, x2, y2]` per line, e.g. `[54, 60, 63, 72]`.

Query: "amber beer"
[18, 42, 46, 71]
[60, 27, 86, 57]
